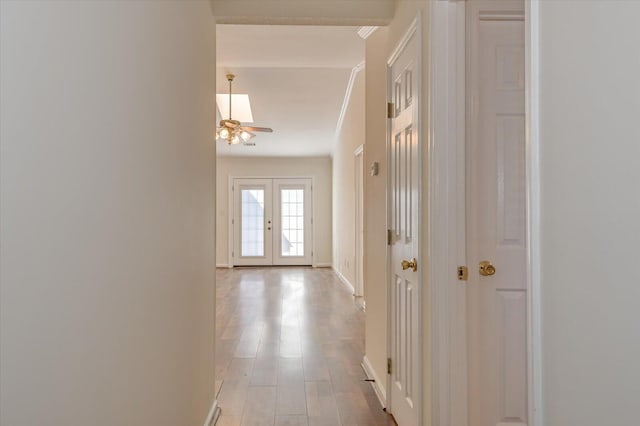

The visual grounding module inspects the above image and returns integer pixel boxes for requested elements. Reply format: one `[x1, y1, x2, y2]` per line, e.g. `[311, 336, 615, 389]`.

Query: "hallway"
[215, 267, 394, 426]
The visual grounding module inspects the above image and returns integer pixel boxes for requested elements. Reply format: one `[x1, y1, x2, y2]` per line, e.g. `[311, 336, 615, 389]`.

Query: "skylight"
[216, 94, 254, 123]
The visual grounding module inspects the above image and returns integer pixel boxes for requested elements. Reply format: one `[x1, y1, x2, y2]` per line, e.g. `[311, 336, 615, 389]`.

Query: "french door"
[232, 178, 313, 266]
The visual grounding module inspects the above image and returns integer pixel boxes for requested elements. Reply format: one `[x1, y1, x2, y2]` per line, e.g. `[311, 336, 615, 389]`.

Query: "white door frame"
[354, 144, 365, 298]
[427, 1, 542, 426]
[385, 13, 423, 425]
[228, 175, 316, 268]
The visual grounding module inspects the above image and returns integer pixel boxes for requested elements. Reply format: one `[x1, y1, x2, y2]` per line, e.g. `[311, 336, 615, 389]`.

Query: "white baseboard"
[362, 356, 387, 409]
[332, 267, 355, 295]
[203, 398, 221, 426]
[313, 262, 332, 268]
[216, 264, 230, 269]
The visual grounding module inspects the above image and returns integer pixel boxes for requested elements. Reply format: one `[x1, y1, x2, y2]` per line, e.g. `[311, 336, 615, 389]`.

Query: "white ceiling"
[216, 25, 364, 157]
[217, 25, 365, 69]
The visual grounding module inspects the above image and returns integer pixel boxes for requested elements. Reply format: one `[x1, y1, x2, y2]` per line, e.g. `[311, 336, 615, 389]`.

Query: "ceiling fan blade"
[242, 126, 273, 133]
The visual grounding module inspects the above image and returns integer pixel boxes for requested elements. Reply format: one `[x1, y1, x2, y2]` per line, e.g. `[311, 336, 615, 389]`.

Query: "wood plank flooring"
[215, 267, 395, 426]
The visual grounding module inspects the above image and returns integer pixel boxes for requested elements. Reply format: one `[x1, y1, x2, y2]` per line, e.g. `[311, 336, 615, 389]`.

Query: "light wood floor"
[215, 267, 395, 426]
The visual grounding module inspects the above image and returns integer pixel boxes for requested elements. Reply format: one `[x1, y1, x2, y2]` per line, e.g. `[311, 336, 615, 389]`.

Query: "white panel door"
[467, 2, 527, 426]
[388, 28, 420, 426]
[272, 178, 313, 265]
[233, 179, 273, 266]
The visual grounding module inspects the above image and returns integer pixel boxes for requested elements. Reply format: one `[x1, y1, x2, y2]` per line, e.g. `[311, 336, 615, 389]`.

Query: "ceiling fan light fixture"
[215, 73, 272, 146]
[239, 130, 254, 142]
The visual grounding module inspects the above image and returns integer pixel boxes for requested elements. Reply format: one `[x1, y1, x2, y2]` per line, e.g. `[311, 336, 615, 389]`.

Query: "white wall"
[538, 2, 640, 424]
[0, 2, 217, 425]
[216, 156, 332, 266]
[332, 70, 365, 285]
[363, 24, 390, 401]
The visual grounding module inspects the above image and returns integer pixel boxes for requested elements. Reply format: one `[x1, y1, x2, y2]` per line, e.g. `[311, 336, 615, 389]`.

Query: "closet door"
[233, 179, 273, 266]
[272, 179, 313, 265]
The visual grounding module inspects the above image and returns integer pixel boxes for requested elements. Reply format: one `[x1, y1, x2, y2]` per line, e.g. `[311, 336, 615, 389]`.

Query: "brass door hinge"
[387, 358, 392, 375]
[387, 102, 395, 119]
[387, 229, 392, 245]
[457, 266, 468, 281]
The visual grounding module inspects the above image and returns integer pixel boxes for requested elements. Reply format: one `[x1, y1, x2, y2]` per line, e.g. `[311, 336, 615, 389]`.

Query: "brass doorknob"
[401, 258, 418, 272]
[479, 260, 496, 276]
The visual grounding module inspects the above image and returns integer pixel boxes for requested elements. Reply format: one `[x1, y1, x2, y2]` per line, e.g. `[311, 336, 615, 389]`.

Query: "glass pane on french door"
[241, 189, 265, 257]
[273, 179, 312, 266]
[280, 189, 304, 257]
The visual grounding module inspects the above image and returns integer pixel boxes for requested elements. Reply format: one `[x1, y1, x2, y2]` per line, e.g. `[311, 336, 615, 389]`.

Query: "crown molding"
[335, 61, 366, 141]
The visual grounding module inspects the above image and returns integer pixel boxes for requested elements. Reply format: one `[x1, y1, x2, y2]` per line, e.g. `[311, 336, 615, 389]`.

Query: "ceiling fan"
[216, 73, 273, 145]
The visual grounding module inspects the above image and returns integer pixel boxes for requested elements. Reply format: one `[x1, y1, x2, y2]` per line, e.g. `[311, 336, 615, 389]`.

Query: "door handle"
[479, 260, 496, 276]
[401, 258, 418, 272]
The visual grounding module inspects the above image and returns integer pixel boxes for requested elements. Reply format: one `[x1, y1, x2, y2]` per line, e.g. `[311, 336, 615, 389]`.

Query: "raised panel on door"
[272, 179, 313, 266]
[388, 26, 420, 426]
[233, 179, 273, 266]
[466, 2, 527, 426]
